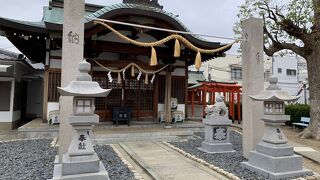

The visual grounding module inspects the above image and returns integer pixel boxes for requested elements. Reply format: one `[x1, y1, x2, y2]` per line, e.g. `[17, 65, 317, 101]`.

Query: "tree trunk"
[299, 50, 320, 140]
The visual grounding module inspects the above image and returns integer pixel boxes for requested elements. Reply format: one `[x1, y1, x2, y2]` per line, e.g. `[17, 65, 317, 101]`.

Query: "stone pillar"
[242, 18, 265, 158]
[59, 0, 85, 161]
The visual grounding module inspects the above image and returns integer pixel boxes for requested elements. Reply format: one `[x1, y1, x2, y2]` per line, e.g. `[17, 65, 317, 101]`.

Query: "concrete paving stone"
[120, 141, 229, 180]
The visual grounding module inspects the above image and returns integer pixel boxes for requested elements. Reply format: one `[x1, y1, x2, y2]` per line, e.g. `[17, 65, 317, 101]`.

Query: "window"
[0, 81, 11, 111]
[75, 99, 92, 114]
[277, 68, 282, 74]
[286, 69, 296, 76]
[231, 67, 242, 81]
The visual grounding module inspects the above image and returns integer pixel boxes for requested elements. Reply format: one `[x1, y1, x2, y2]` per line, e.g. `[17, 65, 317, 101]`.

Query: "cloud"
[0, 0, 244, 54]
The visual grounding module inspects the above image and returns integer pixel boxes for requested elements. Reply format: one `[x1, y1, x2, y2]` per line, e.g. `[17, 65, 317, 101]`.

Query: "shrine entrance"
[92, 71, 156, 121]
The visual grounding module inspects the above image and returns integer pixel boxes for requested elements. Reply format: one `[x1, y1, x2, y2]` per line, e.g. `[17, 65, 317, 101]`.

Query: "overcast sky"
[0, 0, 244, 54]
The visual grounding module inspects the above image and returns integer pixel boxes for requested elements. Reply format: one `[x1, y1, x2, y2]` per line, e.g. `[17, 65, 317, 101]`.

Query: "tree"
[234, 0, 320, 140]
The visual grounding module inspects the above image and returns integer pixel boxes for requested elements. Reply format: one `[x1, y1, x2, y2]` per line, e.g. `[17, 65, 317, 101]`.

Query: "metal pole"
[90, 18, 245, 41]
[304, 84, 307, 104]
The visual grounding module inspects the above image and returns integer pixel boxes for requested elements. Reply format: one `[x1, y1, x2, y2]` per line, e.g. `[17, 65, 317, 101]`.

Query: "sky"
[0, 0, 244, 54]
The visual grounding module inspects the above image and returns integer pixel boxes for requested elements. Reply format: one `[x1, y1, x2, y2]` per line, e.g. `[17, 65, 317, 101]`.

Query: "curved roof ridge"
[0, 48, 24, 59]
[0, 16, 45, 28]
[86, 3, 210, 42]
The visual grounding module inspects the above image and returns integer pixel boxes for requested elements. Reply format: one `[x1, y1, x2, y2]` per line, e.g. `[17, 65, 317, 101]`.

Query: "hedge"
[285, 104, 310, 124]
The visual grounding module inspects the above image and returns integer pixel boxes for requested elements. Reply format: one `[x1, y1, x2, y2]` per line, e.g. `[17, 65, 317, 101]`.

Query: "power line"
[90, 18, 244, 42]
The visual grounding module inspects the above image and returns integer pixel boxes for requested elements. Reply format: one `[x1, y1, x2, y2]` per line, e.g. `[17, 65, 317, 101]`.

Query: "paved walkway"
[118, 141, 229, 180]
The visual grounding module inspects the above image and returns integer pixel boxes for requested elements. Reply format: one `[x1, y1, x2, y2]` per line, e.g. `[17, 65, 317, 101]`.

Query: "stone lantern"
[52, 59, 111, 180]
[242, 77, 311, 179]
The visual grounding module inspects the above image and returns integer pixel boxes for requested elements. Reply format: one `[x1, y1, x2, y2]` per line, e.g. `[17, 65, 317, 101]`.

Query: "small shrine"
[52, 59, 111, 180]
[198, 95, 234, 153]
[242, 77, 312, 179]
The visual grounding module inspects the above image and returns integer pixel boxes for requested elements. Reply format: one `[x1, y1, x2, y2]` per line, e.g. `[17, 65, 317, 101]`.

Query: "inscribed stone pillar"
[242, 18, 265, 158]
[59, 0, 85, 161]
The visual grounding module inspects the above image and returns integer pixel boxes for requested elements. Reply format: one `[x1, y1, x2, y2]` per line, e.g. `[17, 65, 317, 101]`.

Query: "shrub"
[285, 104, 310, 124]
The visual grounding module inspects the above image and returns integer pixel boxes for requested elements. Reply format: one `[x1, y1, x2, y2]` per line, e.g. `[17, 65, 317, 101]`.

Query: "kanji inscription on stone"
[276, 128, 283, 140]
[68, 31, 80, 44]
[78, 142, 86, 150]
[213, 127, 227, 141]
[79, 134, 86, 141]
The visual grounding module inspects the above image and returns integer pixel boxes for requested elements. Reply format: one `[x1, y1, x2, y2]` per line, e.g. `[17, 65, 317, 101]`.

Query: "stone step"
[93, 130, 193, 144]
[93, 135, 183, 144]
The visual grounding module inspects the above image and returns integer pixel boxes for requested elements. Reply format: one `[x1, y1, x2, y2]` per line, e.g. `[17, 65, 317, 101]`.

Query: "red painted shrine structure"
[188, 81, 242, 122]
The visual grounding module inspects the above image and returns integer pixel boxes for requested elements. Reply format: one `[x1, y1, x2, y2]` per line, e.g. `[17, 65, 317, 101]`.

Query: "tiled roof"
[0, 17, 45, 28]
[0, 48, 44, 69]
[188, 71, 206, 84]
[0, 48, 23, 60]
[85, 3, 208, 42]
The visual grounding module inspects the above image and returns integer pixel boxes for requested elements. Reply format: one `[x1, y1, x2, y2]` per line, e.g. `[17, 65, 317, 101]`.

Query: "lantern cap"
[58, 59, 111, 97]
[249, 77, 300, 102]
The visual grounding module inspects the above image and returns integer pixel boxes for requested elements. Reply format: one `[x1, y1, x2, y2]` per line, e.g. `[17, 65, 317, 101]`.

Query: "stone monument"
[242, 17, 265, 158]
[242, 77, 312, 179]
[198, 95, 234, 153]
[52, 59, 111, 180]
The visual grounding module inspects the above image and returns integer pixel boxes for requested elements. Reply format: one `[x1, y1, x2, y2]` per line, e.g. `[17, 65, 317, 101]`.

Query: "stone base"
[242, 151, 312, 179]
[62, 153, 100, 175]
[52, 161, 109, 180]
[242, 161, 312, 180]
[198, 141, 235, 153]
[0, 120, 19, 130]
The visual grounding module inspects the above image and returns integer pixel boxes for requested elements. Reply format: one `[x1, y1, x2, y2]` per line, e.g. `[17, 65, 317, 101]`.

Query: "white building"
[189, 54, 309, 104]
[0, 48, 44, 130]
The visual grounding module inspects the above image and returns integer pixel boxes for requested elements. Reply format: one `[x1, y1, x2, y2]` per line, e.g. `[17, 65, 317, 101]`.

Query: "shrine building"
[0, 0, 233, 125]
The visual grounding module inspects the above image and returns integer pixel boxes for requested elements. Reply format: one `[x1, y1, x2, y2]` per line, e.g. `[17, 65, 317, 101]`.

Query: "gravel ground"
[0, 139, 135, 180]
[170, 131, 268, 180]
[95, 145, 135, 180]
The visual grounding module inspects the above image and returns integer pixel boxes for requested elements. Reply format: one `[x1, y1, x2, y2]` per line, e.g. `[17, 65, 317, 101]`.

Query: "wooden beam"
[184, 65, 188, 119]
[191, 90, 195, 117]
[237, 92, 241, 124]
[42, 69, 49, 123]
[91, 40, 191, 61]
[164, 68, 172, 126]
[202, 85, 207, 118]
[153, 75, 159, 122]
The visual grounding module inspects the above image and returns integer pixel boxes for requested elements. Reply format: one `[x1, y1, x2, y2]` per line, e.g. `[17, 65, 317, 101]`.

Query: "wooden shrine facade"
[188, 81, 242, 123]
[0, 0, 232, 123]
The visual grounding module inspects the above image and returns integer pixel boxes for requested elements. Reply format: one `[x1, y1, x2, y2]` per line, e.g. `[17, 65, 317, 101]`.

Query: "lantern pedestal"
[52, 115, 110, 180]
[242, 114, 312, 179]
[198, 117, 234, 153]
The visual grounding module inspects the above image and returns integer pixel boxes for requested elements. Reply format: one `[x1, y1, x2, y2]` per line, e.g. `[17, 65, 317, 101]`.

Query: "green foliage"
[285, 104, 310, 124]
[233, 0, 313, 53]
